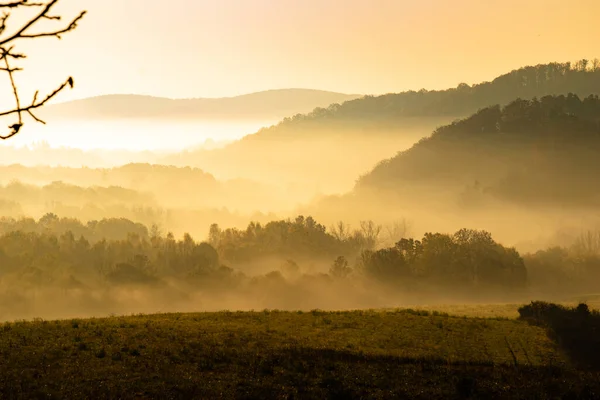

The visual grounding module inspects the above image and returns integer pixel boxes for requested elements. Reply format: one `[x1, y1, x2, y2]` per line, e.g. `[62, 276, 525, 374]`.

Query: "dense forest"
[359, 229, 527, 291]
[356, 93, 600, 206]
[1, 214, 598, 301]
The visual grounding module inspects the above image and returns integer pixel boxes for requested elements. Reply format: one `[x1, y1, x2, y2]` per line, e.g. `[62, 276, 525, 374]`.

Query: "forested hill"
[247, 60, 600, 136]
[161, 60, 600, 199]
[356, 94, 600, 205]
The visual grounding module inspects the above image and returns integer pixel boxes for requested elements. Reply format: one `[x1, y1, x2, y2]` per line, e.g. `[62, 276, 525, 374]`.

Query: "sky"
[2, 0, 600, 103]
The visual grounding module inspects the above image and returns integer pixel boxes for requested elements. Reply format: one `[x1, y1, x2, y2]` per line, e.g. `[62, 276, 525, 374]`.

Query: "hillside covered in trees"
[270, 59, 600, 126]
[162, 60, 600, 195]
[356, 93, 600, 206]
[179, 59, 600, 144]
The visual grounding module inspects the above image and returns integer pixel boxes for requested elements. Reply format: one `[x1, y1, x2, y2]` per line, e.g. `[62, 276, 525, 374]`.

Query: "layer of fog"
[1, 204, 599, 322]
[2, 117, 600, 321]
[0, 270, 546, 323]
[299, 185, 600, 254]
[0, 118, 279, 152]
[2, 259, 594, 323]
[0, 121, 442, 222]
[1, 150, 600, 252]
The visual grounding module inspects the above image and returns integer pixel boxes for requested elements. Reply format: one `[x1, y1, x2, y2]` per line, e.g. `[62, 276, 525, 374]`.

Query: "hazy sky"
[4, 0, 600, 102]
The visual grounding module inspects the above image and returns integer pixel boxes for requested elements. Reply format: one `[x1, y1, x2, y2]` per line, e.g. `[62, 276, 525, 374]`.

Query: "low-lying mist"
[0, 273, 534, 322]
[1, 118, 276, 152]
[300, 187, 600, 254]
[161, 118, 449, 195]
[4, 93, 600, 322]
[1, 212, 599, 322]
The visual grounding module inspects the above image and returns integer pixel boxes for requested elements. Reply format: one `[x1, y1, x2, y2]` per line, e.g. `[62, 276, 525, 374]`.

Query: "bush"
[518, 301, 600, 370]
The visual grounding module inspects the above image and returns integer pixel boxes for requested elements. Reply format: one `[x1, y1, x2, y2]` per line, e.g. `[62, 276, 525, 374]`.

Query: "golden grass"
[0, 308, 596, 398]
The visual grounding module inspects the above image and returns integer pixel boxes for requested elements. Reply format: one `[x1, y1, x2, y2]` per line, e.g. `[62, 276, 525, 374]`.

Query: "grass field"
[1, 307, 599, 399]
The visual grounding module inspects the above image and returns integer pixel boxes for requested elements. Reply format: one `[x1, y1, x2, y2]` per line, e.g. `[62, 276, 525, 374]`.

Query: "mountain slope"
[41, 89, 361, 121]
[356, 93, 600, 205]
[295, 94, 600, 250]
[162, 61, 600, 195]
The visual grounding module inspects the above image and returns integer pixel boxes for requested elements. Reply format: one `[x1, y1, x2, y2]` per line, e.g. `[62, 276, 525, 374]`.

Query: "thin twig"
[5, 53, 22, 122]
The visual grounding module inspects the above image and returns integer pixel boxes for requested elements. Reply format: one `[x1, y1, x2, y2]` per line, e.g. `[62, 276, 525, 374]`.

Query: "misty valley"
[1, 1, 600, 396]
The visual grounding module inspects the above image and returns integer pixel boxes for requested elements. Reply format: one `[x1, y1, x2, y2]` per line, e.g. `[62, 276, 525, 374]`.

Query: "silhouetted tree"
[330, 255, 352, 278]
[361, 229, 526, 289]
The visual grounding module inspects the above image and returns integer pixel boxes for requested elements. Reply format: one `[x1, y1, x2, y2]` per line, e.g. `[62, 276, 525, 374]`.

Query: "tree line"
[271, 60, 600, 129]
[356, 229, 527, 291]
[1, 213, 598, 297]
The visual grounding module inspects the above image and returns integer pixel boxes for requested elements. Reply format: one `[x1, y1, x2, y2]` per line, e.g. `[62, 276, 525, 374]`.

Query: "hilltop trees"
[271, 60, 600, 130]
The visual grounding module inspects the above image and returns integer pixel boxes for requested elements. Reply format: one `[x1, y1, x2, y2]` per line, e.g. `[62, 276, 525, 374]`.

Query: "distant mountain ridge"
[261, 60, 600, 129]
[41, 89, 362, 120]
[160, 60, 600, 195]
[166, 60, 600, 147]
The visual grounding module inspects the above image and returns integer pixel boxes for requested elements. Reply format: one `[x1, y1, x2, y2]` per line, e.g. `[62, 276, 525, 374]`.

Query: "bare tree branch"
[0, 0, 85, 140]
[0, 1, 44, 8]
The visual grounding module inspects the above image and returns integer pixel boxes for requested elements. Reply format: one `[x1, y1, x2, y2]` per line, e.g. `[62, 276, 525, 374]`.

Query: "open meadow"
[1, 304, 600, 399]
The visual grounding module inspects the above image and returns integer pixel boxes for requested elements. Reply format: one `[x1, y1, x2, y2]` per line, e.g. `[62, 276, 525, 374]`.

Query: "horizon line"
[50, 88, 367, 105]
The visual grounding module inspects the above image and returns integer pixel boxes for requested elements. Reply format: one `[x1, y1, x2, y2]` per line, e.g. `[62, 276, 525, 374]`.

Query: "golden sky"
[4, 0, 600, 102]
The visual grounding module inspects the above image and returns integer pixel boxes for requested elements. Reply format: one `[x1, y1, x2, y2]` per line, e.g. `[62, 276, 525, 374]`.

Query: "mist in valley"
[4, 79, 600, 321]
[7, 3, 600, 399]
[1, 1, 600, 323]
